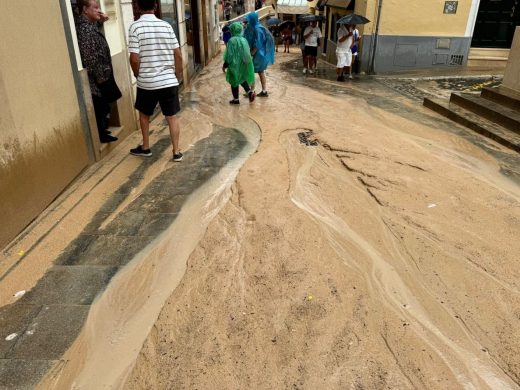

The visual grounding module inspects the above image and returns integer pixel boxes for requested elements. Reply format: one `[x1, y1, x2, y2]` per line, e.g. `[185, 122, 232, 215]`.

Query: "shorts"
[135, 86, 180, 117]
[336, 51, 352, 68]
[304, 46, 318, 57]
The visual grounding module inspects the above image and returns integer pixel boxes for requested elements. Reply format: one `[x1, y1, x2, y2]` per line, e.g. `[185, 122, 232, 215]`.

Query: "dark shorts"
[135, 86, 180, 117]
[304, 46, 318, 57]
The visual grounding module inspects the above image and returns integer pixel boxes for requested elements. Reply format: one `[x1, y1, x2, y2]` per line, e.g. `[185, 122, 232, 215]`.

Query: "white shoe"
[349, 74, 353, 79]
[309, 69, 314, 74]
[302, 68, 307, 74]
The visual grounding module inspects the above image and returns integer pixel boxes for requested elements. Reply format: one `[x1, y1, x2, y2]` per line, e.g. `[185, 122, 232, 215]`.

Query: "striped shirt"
[128, 14, 180, 90]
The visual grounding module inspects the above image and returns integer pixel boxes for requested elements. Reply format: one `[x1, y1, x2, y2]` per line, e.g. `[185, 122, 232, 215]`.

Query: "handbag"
[98, 74, 122, 103]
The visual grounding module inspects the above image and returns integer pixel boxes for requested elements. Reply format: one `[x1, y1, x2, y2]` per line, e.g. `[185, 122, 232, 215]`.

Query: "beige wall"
[364, 0, 473, 37]
[503, 27, 520, 92]
[0, 1, 89, 248]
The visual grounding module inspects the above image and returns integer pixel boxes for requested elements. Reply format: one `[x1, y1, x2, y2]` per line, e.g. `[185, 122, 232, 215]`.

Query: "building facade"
[320, 0, 520, 73]
[0, 0, 222, 250]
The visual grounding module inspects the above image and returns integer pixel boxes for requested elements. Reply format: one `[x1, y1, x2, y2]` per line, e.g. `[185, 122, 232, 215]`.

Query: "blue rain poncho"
[243, 12, 275, 72]
[223, 23, 255, 88]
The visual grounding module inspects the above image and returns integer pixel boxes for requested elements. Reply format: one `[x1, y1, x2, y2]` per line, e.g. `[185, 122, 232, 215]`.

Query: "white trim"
[465, 0, 480, 38]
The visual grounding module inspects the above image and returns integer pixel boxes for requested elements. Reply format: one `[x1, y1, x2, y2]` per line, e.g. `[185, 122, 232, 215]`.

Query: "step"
[423, 97, 520, 153]
[449, 93, 520, 134]
[468, 48, 510, 59]
[481, 86, 520, 111]
[466, 59, 507, 70]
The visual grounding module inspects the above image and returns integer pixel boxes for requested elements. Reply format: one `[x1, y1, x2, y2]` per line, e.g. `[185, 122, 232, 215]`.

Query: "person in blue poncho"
[222, 22, 256, 104]
[243, 12, 275, 97]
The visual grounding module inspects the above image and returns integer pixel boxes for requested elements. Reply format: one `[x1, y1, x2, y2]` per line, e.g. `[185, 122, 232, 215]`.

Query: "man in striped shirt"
[128, 0, 184, 161]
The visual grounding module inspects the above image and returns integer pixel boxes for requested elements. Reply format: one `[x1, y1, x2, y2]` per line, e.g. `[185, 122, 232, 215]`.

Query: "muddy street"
[10, 51, 519, 389]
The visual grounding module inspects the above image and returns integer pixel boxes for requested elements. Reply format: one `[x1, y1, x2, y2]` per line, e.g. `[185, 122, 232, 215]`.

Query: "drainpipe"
[368, 0, 382, 74]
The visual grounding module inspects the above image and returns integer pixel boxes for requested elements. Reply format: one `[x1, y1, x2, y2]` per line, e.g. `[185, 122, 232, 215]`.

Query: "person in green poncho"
[222, 22, 256, 104]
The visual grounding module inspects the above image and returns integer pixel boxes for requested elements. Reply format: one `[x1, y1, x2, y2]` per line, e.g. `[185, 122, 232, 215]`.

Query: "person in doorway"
[303, 20, 322, 74]
[128, 0, 184, 161]
[335, 23, 353, 81]
[222, 22, 256, 104]
[76, 0, 120, 144]
[282, 25, 292, 53]
[243, 12, 275, 97]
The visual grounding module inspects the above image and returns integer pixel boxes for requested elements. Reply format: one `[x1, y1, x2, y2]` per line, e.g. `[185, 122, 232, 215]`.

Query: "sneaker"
[248, 90, 256, 102]
[258, 91, 268, 97]
[100, 134, 118, 143]
[349, 74, 353, 80]
[229, 99, 240, 105]
[173, 152, 183, 162]
[309, 69, 314, 74]
[302, 68, 307, 74]
[130, 145, 152, 157]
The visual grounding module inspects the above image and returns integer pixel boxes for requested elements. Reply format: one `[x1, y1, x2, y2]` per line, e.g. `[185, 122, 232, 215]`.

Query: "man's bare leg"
[259, 71, 267, 91]
[139, 113, 151, 149]
[165, 114, 180, 154]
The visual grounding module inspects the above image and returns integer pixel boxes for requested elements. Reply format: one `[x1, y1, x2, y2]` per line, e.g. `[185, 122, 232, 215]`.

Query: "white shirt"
[303, 26, 322, 47]
[128, 14, 180, 90]
[336, 25, 353, 53]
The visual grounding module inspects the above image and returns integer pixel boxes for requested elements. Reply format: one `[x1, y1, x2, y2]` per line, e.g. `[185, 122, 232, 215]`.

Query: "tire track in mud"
[280, 128, 519, 389]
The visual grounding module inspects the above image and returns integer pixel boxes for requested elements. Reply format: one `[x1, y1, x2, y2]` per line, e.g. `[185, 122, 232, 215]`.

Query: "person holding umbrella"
[335, 23, 353, 81]
[336, 14, 370, 77]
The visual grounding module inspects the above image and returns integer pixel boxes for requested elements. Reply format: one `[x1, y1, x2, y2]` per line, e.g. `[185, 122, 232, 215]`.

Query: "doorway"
[185, 0, 203, 78]
[472, 0, 520, 48]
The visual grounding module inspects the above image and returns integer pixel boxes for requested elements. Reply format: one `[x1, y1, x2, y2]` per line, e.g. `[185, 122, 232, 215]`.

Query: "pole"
[368, 0, 382, 74]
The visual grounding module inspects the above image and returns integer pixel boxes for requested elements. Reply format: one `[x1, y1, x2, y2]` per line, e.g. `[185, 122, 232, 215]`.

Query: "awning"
[276, 0, 310, 15]
[317, 0, 350, 8]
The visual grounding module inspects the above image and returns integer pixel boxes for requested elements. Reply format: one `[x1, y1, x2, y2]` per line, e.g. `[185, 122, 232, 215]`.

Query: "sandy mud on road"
[66, 55, 520, 389]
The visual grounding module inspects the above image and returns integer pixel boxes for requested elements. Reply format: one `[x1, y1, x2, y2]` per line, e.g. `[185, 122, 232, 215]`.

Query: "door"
[472, 0, 520, 48]
[185, 0, 203, 78]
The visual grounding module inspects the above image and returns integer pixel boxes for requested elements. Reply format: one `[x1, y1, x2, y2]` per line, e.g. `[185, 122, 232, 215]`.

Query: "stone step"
[468, 48, 510, 59]
[423, 97, 520, 153]
[466, 48, 508, 68]
[481, 86, 520, 111]
[449, 93, 520, 134]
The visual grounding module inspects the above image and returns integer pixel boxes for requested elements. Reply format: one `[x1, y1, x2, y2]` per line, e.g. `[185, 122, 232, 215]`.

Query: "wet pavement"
[1, 54, 519, 388]
[0, 128, 247, 389]
[281, 59, 520, 183]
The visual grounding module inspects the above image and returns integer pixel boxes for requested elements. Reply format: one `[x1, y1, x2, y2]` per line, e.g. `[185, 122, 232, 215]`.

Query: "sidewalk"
[0, 110, 252, 388]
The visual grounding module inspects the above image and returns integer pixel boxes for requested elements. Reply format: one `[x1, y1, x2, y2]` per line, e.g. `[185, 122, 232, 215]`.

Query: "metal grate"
[450, 54, 464, 65]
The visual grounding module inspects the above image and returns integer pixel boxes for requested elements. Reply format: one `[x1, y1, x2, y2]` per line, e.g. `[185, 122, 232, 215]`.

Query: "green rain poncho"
[223, 23, 255, 88]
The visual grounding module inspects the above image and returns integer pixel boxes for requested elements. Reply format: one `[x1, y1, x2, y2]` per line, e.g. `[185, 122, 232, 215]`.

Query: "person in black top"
[75, 0, 120, 143]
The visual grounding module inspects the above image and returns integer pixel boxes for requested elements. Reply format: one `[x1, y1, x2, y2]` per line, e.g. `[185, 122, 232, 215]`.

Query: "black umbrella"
[298, 14, 323, 23]
[336, 13, 370, 25]
[279, 20, 295, 29]
[266, 17, 281, 26]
